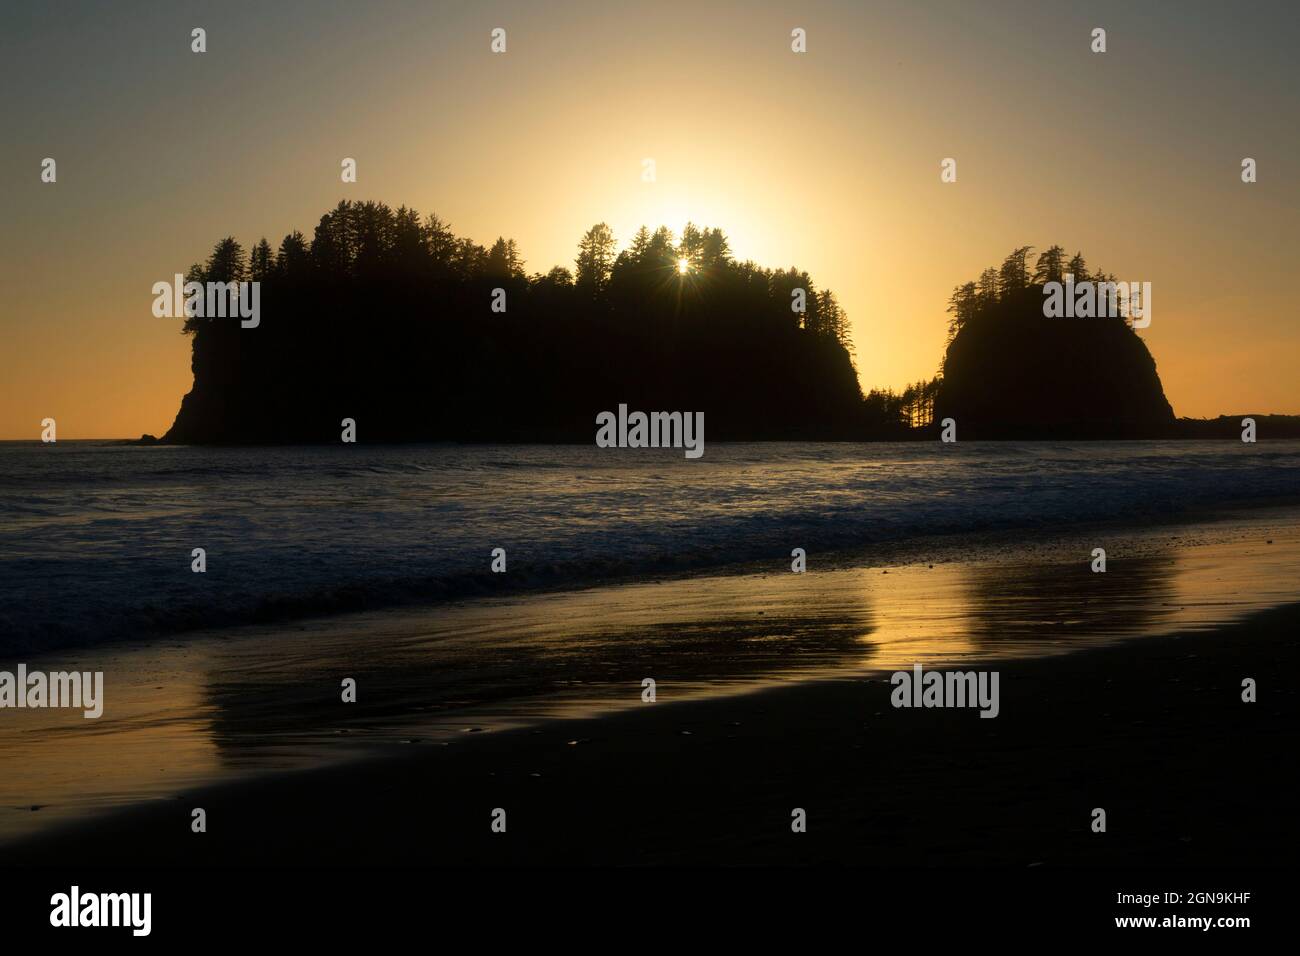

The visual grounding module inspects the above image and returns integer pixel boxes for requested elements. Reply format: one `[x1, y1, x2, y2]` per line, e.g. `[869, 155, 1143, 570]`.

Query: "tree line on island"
[159, 202, 1292, 444]
[164, 199, 867, 443]
[203, 203, 849, 351]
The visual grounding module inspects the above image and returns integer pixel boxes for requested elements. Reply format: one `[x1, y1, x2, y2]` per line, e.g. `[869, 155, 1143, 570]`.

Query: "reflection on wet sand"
[957, 554, 1178, 655]
[0, 650, 223, 842]
[2, 514, 1297, 844]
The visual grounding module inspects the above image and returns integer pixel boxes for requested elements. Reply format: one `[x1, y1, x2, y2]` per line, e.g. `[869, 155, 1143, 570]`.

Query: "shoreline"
[6, 600, 1297, 866]
[2, 503, 1299, 849]
[8, 492, 1300, 659]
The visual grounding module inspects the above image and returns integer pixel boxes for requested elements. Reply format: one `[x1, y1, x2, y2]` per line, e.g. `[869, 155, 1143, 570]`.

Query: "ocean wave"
[2, 440, 1299, 654]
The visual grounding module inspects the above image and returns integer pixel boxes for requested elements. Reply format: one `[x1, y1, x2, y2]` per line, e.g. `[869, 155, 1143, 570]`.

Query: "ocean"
[3, 439, 1300, 654]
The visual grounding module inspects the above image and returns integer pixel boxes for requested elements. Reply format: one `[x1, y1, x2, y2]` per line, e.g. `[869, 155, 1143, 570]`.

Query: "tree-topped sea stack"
[163, 200, 864, 444]
[934, 246, 1175, 439]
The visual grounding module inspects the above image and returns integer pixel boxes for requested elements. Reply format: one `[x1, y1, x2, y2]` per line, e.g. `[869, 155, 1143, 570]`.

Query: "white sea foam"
[2, 440, 1299, 652]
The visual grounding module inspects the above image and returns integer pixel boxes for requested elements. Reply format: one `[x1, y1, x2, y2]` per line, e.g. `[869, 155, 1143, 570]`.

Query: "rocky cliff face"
[160, 283, 870, 445]
[935, 291, 1175, 439]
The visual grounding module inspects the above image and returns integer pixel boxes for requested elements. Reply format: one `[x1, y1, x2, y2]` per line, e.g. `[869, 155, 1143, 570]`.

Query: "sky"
[2, 0, 1298, 437]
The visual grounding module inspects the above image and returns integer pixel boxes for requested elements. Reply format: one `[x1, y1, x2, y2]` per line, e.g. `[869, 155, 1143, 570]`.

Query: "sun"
[676, 257, 690, 275]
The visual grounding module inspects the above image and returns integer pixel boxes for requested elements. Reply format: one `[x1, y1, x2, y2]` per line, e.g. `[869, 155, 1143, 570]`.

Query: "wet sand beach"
[3, 507, 1298, 864]
[6, 600, 1296, 867]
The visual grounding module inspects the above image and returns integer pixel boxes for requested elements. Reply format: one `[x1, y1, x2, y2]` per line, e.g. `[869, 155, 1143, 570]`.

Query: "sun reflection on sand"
[0, 648, 223, 842]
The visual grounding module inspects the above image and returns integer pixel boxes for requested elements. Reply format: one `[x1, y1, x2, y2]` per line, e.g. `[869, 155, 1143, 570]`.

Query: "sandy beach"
[5, 600, 1295, 867]
[4, 505, 1297, 867]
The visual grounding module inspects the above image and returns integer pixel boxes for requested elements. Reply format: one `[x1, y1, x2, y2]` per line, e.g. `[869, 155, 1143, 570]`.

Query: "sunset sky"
[3, 0, 1297, 438]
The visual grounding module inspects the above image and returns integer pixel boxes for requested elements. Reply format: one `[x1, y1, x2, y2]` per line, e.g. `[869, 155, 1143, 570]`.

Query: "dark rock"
[935, 288, 1175, 439]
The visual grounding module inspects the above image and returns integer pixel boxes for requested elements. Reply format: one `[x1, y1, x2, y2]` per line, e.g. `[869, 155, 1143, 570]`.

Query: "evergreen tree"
[575, 223, 617, 295]
[275, 231, 308, 277]
[1066, 251, 1089, 282]
[205, 237, 247, 282]
[998, 246, 1034, 297]
[249, 238, 275, 281]
[1033, 245, 1066, 285]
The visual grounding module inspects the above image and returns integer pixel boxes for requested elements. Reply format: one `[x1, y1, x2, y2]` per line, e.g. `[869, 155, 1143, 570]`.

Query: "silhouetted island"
[162, 201, 862, 444]
[933, 246, 1174, 439]
[159, 209, 1295, 443]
